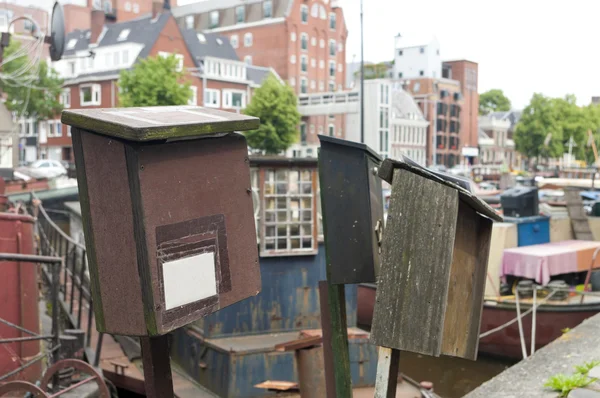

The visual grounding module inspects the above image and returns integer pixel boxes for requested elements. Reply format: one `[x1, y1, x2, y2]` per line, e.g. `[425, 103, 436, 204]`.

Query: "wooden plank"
[374, 347, 400, 398]
[564, 188, 594, 241]
[370, 168, 459, 356]
[62, 106, 260, 142]
[274, 336, 322, 352]
[441, 201, 493, 359]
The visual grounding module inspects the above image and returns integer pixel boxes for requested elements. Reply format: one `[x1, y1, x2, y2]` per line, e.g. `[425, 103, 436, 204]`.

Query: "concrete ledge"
[466, 313, 600, 398]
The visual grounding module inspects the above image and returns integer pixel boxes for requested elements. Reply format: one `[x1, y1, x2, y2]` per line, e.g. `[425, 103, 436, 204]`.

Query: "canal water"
[400, 351, 515, 397]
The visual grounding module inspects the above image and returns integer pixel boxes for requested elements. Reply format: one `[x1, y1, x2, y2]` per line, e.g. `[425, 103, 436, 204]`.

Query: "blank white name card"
[163, 252, 217, 310]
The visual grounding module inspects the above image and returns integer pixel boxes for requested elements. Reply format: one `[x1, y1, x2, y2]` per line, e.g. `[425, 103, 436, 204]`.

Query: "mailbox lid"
[62, 106, 260, 142]
[318, 135, 383, 285]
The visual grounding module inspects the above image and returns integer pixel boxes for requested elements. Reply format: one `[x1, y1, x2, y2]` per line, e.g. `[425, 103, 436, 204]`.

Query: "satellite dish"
[48, 2, 65, 61]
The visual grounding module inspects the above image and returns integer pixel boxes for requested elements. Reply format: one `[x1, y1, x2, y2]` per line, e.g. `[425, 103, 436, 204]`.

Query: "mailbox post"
[62, 106, 262, 397]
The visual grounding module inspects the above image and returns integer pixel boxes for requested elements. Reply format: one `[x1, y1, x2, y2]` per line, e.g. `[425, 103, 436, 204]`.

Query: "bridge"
[297, 91, 360, 116]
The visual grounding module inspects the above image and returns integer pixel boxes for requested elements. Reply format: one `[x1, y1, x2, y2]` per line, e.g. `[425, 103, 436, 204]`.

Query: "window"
[329, 61, 335, 77]
[244, 55, 252, 65]
[436, 49, 440, 55]
[311, 37, 316, 46]
[124, 1, 131, 11]
[209, 11, 219, 28]
[60, 89, 70, 108]
[66, 38, 77, 50]
[328, 81, 335, 92]
[230, 34, 238, 48]
[236, 6, 245, 23]
[300, 123, 307, 144]
[300, 78, 307, 94]
[300, 5, 308, 23]
[329, 40, 336, 56]
[23, 15, 33, 32]
[311, 58, 316, 67]
[379, 84, 390, 105]
[379, 108, 389, 128]
[113, 51, 120, 66]
[263, 0, 272, 18]
[290, 55, 296, 64]
[205, 89, 220, 107]
[132, 3, 139, 13]
[224, 90, 246, 109]
[80, 84, 101, 106]
[329, 13, 336, 30]
[413, 82, 420, 92]
[262, 169, 315, 254]
[159, 52, 184, 72]
[328, 124, 334, 137]
[419, 70, 424, 76]
[338, 63, 342, 73]
[301, 55, 307, 72]
[122, 50, 129, 64]
[103, 0, 112, 13]
[319, 39, 325, 48]
[319, 81, 324, 91]
[310, 124, 315, 135]
[398, 50, 403, 56]
[310, 80, 315, 89]
[244, 32, 253, 47]
[420, 47, 424, 54]
[290, 77, 295, 86]
[338, 43, 343, 52]
[117, 29, 130, 41]
[319, 60, 324, 69]
[56, 122, 63, 137]
[291, 32, 296, 42]
[301, 33, 308, 50]
[188, 86, 198, 105]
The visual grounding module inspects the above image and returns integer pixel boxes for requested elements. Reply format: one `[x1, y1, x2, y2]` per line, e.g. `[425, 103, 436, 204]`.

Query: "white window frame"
[122, 49, 129, 64]
[244, 55, 252, 65]
[300, 33, 308, 51]
[291, 32, 296, 42]
[204, 88, 220, 108]
[230, 34, 239, 48]
[117, 29, 130, 41]
[328, 123, 335, 137]
[319, 39, 325, 48]
[329, 39, 336, 56]
[329, 12, 336, 30]
[244, 32, 253, 47]
[223, 89, 246, 109]
[300, 5, 308, 23]
[263, 0, 273, 18]
[318, 81, 324, 91]
[132, 3, 139, 13]
[290, 55, 296, 64]
[311, 58, 316, 67]
[185, 15, 194, 29]
[310, 80, 315, 89]
[300, 55, 308, 73]
[124, 2, 132, 12]
[60, 88, 71, 108]
[188, 86, 198, 106]
[80, 84, 101, 106]
[300, 77, 308, 94]
[329, 60, 336, 77]
[319, 60, 324, 69]
[290, 77, 296, 86]
[209, 10, 219, 28]
[311, 37, 316, 46]
[236, 5, 245, 24]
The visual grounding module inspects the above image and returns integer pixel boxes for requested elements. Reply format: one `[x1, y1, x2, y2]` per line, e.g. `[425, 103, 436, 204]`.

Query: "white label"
[162, 252, 217, 310]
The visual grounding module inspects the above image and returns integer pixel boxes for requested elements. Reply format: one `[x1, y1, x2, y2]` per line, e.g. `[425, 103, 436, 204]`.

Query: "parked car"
[28, 159, 68, 179]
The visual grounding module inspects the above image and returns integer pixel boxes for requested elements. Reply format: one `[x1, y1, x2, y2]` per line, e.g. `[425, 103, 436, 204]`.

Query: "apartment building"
[46, 5, 276, 161]
[173, 0, 349, 153]
[479, 110, 522, 169]
[393, 34, 441, 80]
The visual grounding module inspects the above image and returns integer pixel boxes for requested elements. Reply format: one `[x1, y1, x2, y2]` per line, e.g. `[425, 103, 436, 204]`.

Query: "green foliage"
[354, 62, 390, 80]
[0, 40, 63, 121]
[243, 74, 301, 154]
[562, 327, 571, 334]
[574, 360, 600, 375]
[479, 89, 511, 115]
[544, 373, 596, 397]
[118, 54, 192, 107]
[514, 93, 600, 164]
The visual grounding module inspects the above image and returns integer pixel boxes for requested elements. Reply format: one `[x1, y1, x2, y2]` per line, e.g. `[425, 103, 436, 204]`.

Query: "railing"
[32, 194, 103, 366]
[298, 91, 360, 106]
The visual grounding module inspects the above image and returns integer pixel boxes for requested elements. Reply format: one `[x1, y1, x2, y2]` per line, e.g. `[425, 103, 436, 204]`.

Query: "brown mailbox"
[62, 106, 261, 337]
[370, 158, 502, 360]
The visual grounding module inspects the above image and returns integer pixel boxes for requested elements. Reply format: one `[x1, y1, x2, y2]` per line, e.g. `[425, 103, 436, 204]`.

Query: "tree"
[118, 54, 192, 107]
[0, 40, 63, 121]
[243, 74, 301, 154]
[479, 89, 511, 115]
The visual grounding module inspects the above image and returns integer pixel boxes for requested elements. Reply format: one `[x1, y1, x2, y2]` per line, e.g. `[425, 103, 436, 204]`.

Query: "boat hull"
[357, 284, 600, 359]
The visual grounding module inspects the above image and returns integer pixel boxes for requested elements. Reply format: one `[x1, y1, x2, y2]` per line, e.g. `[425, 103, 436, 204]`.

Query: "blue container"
[504, 215, 550, 247]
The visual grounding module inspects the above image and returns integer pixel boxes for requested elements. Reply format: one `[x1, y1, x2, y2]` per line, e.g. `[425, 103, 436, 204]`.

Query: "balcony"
[297, 91, 360, 116]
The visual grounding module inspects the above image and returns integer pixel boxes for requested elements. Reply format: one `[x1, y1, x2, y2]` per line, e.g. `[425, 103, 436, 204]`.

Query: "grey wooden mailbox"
[318, 135, 384, 284]
[62, 106, 261, 337]
[370, 157, 502, 360]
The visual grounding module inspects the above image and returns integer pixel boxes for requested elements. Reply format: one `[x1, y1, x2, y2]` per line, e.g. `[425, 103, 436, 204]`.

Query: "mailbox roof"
[318, 135, 382, 161]
[62, 106, 259, 142]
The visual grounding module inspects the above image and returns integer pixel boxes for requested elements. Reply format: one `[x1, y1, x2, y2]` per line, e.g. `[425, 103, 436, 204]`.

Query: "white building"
[393, 34, 441, 80]
[478, 114, 516, 167]
[389, 88, 429, 164]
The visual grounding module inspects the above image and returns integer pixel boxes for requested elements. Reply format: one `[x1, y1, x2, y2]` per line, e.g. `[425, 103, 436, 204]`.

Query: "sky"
[31, 0, 600, 109]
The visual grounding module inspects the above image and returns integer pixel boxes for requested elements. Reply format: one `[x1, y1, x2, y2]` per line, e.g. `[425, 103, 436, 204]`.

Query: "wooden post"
[374, 347, 400, 398]
[318, 281, 352, 398]
[140, 335, 174, 398]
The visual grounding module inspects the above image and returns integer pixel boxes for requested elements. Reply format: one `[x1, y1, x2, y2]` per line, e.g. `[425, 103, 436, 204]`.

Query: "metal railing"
[32, 194, 103, 366]
[298, 91, 360, 106]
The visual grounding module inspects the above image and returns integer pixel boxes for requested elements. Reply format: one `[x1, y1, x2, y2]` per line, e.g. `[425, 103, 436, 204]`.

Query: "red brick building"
[443, 60, 479, 162]
[45, 4, 277, 161]
[173, 0, 349, 153]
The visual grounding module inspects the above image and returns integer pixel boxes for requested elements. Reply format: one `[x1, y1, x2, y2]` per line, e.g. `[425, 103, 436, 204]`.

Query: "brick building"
[443, 60, 479, 162]
[404, 78, 464, 167]
[46, 4, 276, 161]
[173, 0, 349, 153]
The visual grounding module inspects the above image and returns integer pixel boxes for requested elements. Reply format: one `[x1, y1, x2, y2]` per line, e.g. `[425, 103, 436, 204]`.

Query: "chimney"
[90, 9, 105, 44]
[152, 0, 163, 19]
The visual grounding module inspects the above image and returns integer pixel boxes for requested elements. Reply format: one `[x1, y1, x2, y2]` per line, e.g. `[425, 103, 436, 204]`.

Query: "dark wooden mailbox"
[370, 157, 502, 360]
[62, 106, 261, 337]
[318, 135, 384, 284]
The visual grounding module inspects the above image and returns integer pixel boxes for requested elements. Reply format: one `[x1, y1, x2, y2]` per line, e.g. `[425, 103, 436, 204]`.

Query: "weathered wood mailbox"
[370, 157, 502, 360]
[62, 106, 261, 338]
[318, 135, 384, 284]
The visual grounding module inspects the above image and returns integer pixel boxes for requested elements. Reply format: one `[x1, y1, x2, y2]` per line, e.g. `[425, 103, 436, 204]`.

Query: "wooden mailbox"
[62, 106, 261, 337]
[370, 157, 502, 360]
[318, 135, 384, 284]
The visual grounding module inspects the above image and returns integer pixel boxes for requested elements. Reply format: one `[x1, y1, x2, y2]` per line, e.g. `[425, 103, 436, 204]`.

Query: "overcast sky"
[29, 0, 600, 108]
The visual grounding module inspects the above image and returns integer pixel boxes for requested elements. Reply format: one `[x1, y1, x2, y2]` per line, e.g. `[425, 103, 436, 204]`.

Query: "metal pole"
[432, 98, 437, 166]
[140, 335, 174, 398]
[359, 0, 365, 144]
[51, 261, 61, 391]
